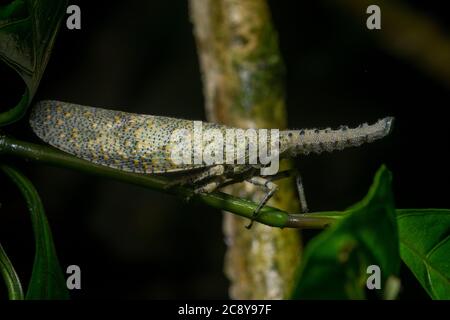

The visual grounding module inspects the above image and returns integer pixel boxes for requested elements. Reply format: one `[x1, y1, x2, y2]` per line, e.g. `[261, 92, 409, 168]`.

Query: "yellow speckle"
[64, 112, 72, 118]
[71, 132, 78, 139]
[92, 123, 98, 129]
[114, 159, 121, 165]
[103, 155, 110, 161]
[59, 133, 66, 139]
[88, 140, 95, 149]
[114, 116, 121, 124]
[133, 159, 140, 167]
[106, 121, 113, 129]
[56, 106, 62, 113]
[46, 115, 52, 120]
[134, 127, 145, 138]
[56, 119, 64, 126]
[84, 111, 93, 118]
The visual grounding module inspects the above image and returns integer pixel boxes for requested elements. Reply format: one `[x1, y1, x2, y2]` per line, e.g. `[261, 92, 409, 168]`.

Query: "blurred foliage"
[1, 165, 69, 299]
[0, 0, 67, 125]
[397, 209, 450, 300]
[291, 166, 450, 300]
[0, 242, 24, 299]
[291, 166, 400, 299]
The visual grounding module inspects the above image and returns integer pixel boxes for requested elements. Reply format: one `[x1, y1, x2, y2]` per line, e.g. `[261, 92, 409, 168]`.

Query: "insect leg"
[194, 176, 228, 193]
[165, 164, 225, 189]
[174, 165, 254, 200]
[263, 168, 309, 213]
[295, 174, 309, 213]
[245, 177, 279, 229]
[191, 165, 225, 184]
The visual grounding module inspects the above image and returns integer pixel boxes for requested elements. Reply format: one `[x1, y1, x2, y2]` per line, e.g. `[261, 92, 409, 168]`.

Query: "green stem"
[0, 90, 29, 127]
[0, 134, 340, 229]
[0, 243, 24, 300]
[1, 164, 69, 299]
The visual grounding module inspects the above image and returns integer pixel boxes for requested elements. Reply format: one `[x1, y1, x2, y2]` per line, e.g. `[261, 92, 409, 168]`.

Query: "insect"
[29, 100, 394, 227]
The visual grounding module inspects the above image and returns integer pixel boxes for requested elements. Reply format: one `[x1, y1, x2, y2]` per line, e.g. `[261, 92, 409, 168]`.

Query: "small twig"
[0, 134, 342, 229]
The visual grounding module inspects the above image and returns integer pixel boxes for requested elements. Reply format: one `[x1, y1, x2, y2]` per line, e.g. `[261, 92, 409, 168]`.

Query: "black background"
[0, 0, 449, 299]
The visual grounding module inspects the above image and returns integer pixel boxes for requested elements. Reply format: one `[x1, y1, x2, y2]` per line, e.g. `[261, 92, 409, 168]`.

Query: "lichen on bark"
[190, 0, 302, 299]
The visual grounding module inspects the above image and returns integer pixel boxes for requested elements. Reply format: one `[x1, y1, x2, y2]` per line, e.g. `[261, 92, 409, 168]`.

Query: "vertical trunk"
[189, 0, 302, 299]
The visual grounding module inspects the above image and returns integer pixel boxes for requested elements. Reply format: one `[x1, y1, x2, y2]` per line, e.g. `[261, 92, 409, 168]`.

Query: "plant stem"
[0, 242, 24, 300]
[0, 134, 339, 229]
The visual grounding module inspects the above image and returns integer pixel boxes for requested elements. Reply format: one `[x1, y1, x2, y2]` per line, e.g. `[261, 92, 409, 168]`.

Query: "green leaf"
[0, 164, 69, 299]
[291, 165, 400, 299]
[0, 242, 24, 300]
[0, 0, 68, 125]
[397, 209, 450, 300]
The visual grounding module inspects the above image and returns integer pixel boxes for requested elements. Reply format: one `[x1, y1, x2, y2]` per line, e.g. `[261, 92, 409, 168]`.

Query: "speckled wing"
[29, 100, 216, 173]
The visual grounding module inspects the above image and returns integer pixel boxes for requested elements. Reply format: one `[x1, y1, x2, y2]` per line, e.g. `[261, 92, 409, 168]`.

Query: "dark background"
[0, 0, 449, 299]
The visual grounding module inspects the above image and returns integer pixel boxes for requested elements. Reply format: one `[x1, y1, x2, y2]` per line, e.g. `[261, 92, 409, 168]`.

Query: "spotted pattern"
[279, 117, 393, 156]
[30, 101, 230, 173]
[29, 100, 393, 174]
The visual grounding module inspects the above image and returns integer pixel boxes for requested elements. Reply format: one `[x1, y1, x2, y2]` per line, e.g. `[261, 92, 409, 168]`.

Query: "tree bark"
[189, 0, 302, 299]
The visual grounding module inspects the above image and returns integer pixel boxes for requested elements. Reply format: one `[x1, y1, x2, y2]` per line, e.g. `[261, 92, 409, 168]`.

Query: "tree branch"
[0, 134, 339, 229]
